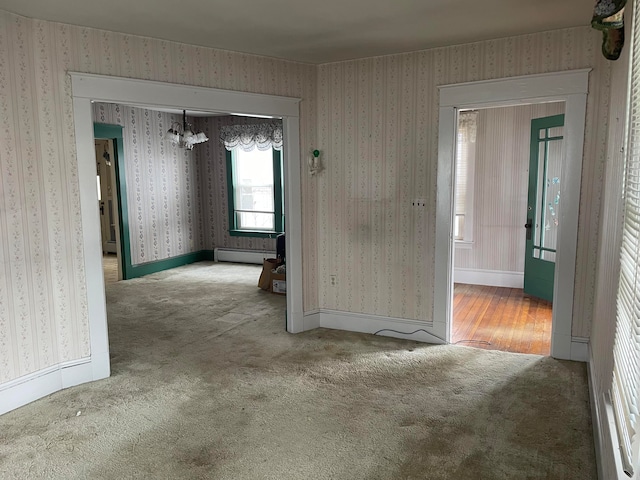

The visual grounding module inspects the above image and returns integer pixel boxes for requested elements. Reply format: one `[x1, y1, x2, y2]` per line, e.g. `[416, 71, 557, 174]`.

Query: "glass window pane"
[548, 126, 564, 138]
[238, 212, 274, 231]
[454, 214, 464, 240]
[543, 138, 562, 253]
[534, 141, 545, 251]
[233, 149, 274, 215]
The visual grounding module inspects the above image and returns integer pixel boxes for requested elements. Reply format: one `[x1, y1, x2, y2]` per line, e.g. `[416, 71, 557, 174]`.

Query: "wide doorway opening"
[451, 102, 565, 355]
[71, 73, 304, 381]
[435, 70, 589, 361]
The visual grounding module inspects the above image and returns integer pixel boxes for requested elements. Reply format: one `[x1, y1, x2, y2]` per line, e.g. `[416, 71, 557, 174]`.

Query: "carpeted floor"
[0, 262, 597, 479]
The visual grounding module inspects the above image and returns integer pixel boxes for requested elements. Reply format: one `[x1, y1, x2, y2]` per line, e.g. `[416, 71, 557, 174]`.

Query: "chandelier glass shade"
[166, 110, 208, 150]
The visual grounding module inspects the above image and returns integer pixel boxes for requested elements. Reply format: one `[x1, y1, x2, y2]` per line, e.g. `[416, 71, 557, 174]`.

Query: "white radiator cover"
[213, 248, 276, 265]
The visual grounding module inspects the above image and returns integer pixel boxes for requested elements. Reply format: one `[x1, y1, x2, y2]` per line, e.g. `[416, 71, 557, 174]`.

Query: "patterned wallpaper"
[316, 27, 610, 337]
[454, 102, 565, 273]
[194, 116, 278, 253]
[0, 6, 614, 388]
[0, 9, 317, 385]
[93, 103, 205, 265]
[91, 106, 281, 264]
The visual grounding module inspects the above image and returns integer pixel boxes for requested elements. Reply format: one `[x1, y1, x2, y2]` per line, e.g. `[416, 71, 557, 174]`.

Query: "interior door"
[524, 114, 564, 302]
[95, 140, 117, 254]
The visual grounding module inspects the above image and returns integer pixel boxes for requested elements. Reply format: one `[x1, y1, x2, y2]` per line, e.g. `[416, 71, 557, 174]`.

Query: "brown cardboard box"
[258, 258, 280, 290]
[271, 273, 286, 295]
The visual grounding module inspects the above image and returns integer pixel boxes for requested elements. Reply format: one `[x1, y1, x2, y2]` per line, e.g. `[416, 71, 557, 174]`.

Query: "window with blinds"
[454, 111, 477, 242]
[612, 0, 640, 475]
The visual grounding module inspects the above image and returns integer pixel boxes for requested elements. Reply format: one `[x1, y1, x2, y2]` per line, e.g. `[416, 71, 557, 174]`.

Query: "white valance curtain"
[219, 122, 283, 151]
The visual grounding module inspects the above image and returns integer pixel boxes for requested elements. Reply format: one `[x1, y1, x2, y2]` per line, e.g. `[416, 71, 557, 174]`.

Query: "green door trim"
[524, 114, 564, 302]
[94, 123, 134, 280]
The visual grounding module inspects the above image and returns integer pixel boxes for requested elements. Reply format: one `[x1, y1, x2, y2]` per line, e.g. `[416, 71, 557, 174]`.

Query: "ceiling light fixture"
[166, 110, 208, 150]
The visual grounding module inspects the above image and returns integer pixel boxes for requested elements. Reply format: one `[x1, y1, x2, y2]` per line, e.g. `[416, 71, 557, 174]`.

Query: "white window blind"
[454, 111, 477, 241]
[613, 0, 640, 475]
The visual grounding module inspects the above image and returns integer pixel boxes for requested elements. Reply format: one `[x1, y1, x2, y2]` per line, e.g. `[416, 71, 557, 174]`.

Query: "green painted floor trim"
[128, 250, 213, 279]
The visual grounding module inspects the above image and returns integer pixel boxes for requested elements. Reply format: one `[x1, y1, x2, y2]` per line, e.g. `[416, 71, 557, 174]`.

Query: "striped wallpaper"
[316, 26, 610, 337]
[0, 9, 317, 385]
[91, 106, 284, 266]
[454, 102, 565, 273]
[92, 103, 205, 265]
[194, 116, 279, 253]
[0, 6, 616, 390]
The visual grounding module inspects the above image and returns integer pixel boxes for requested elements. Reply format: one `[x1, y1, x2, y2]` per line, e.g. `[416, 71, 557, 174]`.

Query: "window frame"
[454, 110, 476, 246]
[226, 147, 284, 238]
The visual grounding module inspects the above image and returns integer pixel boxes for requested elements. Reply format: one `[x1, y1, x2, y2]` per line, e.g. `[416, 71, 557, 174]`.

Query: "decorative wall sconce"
[308, 149, 322, 176]
[166, 110, 208, 150]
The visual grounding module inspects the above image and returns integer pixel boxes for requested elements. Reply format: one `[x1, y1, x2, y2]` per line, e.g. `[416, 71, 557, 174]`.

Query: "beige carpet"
[0, 262, 596, 479]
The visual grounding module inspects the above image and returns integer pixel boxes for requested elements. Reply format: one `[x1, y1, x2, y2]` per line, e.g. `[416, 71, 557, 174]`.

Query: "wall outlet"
[412, 199, 427, 207]
[330, 275, 337, 286]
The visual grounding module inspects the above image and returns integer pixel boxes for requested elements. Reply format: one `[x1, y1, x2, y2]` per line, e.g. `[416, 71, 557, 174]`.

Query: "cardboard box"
[271, 273, 286, 295]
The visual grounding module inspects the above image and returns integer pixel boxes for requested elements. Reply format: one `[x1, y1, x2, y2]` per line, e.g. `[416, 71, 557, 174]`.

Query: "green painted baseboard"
[127, 250, 215, 279]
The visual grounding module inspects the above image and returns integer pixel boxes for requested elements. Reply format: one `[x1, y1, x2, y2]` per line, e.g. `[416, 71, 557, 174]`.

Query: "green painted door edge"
[524, 114, 565, 303]
[94, 123, 134, 280]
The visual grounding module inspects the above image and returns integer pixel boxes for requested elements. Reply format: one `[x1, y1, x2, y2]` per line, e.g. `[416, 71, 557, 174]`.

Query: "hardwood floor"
[452, 283, 552, 355]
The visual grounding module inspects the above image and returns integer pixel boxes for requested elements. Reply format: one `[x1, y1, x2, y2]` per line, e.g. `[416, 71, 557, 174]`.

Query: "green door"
[524, 114, 564, 303]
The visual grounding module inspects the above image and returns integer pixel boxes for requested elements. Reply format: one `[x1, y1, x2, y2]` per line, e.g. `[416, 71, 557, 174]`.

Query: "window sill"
[229, 230, 283, 239]
[455, 241, 474, 250]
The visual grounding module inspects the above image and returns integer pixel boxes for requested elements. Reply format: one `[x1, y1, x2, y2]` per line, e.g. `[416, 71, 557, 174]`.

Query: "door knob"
[525, 219, 532, 240]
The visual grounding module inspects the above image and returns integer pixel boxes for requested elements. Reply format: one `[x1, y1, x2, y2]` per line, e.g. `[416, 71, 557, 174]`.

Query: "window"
[454, 111, 477, 243]
[226, 147, 283, 238]
[612, 0, 640, 475]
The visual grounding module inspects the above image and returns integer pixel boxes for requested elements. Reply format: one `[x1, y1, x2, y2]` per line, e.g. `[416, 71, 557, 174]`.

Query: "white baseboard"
[454, 268, 524, 288]
[588, 347, 628, 480]
[303, 310, 321, 330]
[214, 248, 276, 265]
[303, 310, 587, 362]
[570, 336, 589, 362]
[314, 309, 446, 344]
[0, 357, 105, 416]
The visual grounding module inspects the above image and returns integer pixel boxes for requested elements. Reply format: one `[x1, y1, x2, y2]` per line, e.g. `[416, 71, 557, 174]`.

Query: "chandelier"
[166, 110, 208, 150]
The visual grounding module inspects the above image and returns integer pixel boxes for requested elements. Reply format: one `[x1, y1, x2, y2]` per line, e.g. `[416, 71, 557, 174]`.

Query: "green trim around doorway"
[94, 123, 134, 279]
[94, 123, 216, 280]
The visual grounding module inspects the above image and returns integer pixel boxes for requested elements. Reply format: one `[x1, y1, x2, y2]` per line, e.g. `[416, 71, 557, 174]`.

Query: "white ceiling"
[0, 0, 594, 64]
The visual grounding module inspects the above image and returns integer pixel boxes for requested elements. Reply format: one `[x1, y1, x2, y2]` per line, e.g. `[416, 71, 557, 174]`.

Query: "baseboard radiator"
[213, 248, 276, 265]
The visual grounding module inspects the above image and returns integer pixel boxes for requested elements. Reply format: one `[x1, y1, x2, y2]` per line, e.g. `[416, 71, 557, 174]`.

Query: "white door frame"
[70, 73, 306, 381]
[434, 69, 590, 361]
